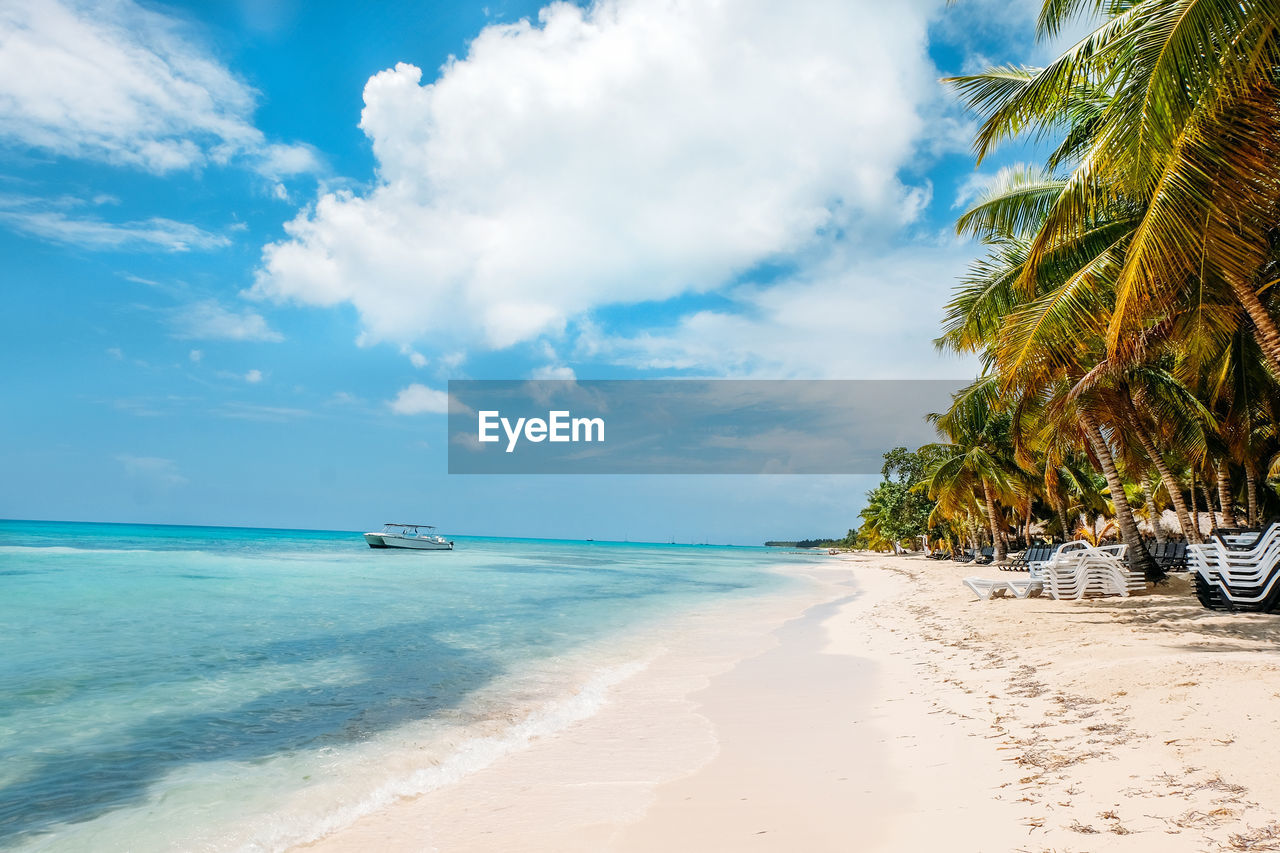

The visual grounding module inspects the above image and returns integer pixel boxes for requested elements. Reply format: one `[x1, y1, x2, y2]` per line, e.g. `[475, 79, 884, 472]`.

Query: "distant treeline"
[764, 536, 851, 549]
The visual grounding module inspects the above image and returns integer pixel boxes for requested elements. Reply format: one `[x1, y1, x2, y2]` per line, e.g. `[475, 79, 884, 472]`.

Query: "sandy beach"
[293, 554, 1280, 852]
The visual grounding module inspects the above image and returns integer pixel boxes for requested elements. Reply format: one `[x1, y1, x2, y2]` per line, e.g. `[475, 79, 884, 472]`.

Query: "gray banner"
[447, 379, 964, 474]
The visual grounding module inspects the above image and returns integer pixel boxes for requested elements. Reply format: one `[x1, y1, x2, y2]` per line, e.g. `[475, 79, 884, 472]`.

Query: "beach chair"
[1011, 543, 1052, 572]
[1038, 542, 1143, 599]
[1025, 543, 1062, 575]
[963, 578, 1014, 600]
[1153, 540, 1188, 572]
[962, 576, 1043, 600]
[1190, 522, 1280, 612]
[995, 548, 1029, 571]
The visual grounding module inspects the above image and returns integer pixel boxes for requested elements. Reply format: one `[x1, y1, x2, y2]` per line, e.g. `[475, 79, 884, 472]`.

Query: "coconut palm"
[924, 377, 1020, 562]
[948, 0, 1280, 373]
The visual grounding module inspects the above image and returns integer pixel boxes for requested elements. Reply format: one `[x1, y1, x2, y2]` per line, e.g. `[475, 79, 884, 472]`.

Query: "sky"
[0, 0, 1083, 543]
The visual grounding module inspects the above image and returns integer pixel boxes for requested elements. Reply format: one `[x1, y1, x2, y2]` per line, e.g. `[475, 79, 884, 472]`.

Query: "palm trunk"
[1189, 469, 1201, 540]
[1053, 493, 1071, 543]
[1230, 275, 1280, 377]
[1217, 465, 1237, 528]
[1143, 474, 1166, 543]
[1080, 412, 1162, 582]
[982, 479, 1007, 562]
[1201, 482, 1218, 532]
[1125, 402, 1196, 540]
[1246, 463, 1260, 527]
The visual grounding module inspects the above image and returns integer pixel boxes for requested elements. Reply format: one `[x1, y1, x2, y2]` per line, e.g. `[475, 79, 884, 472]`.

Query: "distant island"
[764, 537, 848, 549]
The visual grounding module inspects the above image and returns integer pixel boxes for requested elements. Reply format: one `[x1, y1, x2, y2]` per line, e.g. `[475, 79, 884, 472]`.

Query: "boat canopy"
[384, 523, 436, 529]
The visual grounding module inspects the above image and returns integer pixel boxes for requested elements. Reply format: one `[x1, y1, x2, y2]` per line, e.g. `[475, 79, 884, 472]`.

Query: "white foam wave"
[247, 656, 653, 852]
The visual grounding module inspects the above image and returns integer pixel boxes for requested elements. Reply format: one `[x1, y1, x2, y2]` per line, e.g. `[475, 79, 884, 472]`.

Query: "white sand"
[296, 554, 1280, 852]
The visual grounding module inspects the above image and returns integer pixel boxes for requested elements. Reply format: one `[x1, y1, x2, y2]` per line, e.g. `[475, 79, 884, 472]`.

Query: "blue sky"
[0, 0, 1072, 542]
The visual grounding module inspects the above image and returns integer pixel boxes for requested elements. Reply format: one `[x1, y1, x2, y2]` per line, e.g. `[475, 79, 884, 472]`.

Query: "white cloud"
[253, 0, 943, 353]
[171, 299, 284, 342]
[389, 383, 449, 415]
[188, 348, 202, 362]
[581, 246, 979, 378]
[0, 194, 228, 251]
[106, 346, 124, 360]
[531, 364, 575, 380]
[0, 0, 317, 176]
[952, 170, 999, 210]
[400, 346, 428, 368]
[254, 142, 322, 178]
[244, 368, 263, 383]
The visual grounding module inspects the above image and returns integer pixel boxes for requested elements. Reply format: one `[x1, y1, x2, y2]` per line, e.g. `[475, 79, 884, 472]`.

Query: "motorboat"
[364, 523, 454, 550]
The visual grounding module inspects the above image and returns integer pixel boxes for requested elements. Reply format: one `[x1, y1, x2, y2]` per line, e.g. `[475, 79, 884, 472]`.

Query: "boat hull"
[366, 533, 453, 550]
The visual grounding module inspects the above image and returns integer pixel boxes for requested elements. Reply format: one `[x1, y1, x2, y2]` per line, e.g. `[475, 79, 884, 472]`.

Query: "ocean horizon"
[0, 519, 815, 851]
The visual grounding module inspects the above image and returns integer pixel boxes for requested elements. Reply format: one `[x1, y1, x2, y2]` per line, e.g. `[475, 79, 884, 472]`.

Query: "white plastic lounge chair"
[963, 578, 1016, 600]
[963, 577, 1044, 600]
[1189, 524, 1280, 611]
[1039, 542, 1142, 599]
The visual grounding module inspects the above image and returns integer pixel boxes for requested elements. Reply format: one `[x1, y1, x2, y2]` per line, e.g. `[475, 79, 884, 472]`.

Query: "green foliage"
[857, 447, 937, 550]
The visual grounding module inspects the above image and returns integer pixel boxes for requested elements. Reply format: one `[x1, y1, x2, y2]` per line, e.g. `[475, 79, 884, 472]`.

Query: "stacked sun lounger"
[1189, 523, 1280, 612]
[1030, 541, 1144, 599]
[964, 542, 1135, 601]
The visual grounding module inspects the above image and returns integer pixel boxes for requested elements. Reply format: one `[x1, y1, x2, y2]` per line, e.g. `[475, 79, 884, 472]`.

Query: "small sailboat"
[364, 523, 454, 551]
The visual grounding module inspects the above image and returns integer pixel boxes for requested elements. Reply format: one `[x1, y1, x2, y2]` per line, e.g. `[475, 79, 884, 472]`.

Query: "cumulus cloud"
[171, 299, 284, 342]
[0, 0, 318, 175]
[244, 368, 263, 383]
[252, 0, 942, 353]
[389, 383, 450, 415]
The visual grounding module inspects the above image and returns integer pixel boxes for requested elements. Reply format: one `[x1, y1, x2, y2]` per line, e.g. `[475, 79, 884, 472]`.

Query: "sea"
[0, 519, 811, 851]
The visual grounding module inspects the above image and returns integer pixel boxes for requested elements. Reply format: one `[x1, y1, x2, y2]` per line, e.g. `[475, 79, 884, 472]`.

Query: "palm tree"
[906, 0, 1280, 584]
[925, 378, 1019, 562]
[948, 1, 1280, 373]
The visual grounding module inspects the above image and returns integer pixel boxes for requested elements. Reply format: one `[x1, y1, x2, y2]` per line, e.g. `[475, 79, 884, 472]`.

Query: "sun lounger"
[1190, 522, 1280, 612]
[1000, 543, 1058, 572]
[1036, 541, 1144, 599]
[995, 549, 1028, 571]
[962, 577, 1044, 600]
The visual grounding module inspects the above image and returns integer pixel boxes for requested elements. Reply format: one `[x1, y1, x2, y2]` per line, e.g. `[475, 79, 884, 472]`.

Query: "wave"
[247, 656, 653, 852]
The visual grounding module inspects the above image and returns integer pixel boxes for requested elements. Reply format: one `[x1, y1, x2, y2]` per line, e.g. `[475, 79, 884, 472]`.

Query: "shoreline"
[291, 563, 845, 852]
[294, 554, 1280, 852]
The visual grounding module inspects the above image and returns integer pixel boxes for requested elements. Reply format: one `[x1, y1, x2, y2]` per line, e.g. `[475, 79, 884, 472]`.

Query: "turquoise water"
[0, 520, 805, 851]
